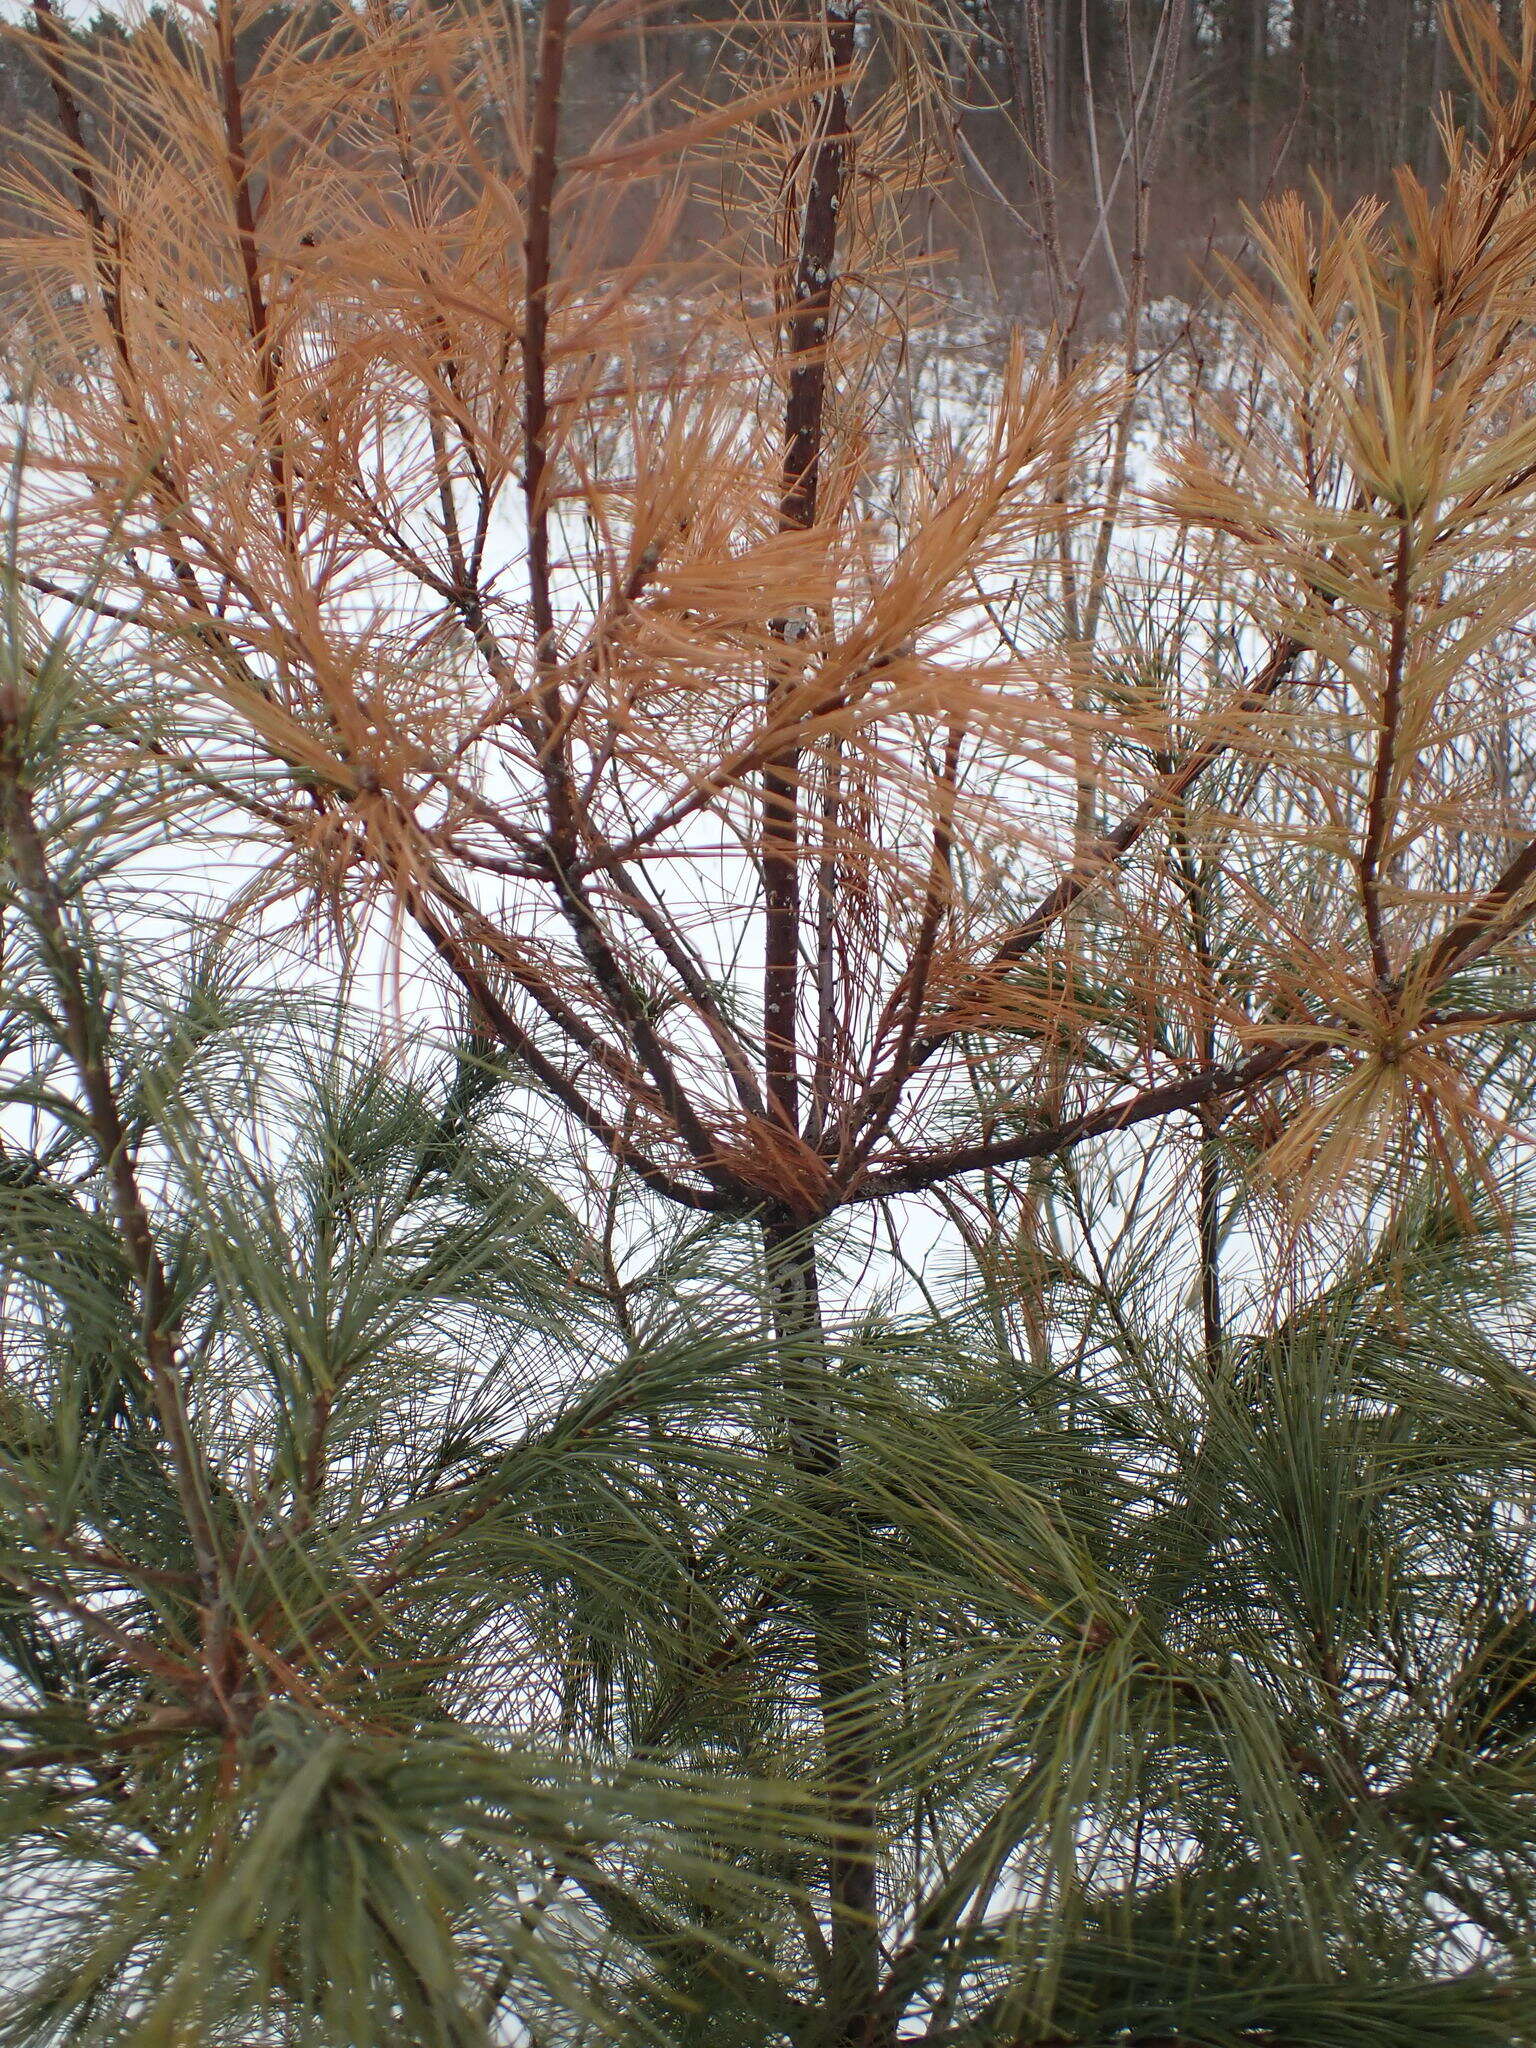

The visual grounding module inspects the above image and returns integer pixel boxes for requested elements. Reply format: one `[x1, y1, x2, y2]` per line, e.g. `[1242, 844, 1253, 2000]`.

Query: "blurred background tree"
[1, 0, 1523, 315]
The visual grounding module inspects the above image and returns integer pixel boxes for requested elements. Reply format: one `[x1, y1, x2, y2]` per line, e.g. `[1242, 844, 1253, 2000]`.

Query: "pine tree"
[3, 0, 1536, 2040]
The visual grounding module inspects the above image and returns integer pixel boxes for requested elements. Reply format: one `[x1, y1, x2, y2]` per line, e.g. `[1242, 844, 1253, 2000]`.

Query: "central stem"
[762, 11, 877, 2034]
[763, 1212, 880, 2046]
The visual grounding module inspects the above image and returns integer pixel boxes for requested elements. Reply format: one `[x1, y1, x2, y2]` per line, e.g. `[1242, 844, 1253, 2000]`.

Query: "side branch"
[1410, 828, 1536, 992]
[28, 1, 301, 710]
[856, 811, 1536, 1203]
[409, 894, 743, 1214]
[836, 633, 1306, 1170]
[852, 1041, 1313, 1199]
[0, 693, 229, 1639]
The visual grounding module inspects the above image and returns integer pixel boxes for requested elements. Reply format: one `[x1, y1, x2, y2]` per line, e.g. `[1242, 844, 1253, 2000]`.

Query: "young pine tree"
[5, 0, 1536, 2040]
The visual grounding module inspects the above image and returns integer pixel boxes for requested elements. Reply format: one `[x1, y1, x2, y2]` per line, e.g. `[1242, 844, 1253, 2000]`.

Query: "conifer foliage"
[3, 0, 1536, 2040]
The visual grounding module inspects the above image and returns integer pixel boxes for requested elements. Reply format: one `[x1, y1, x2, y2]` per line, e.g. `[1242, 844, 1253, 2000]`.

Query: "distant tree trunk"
[1289, 0, 1316, 162]
[1423, 6, 1447, 182]
[1054, 0, 1071, 173]
[1177, 0, 1200, 176]
[1392, 0, 1412, 170]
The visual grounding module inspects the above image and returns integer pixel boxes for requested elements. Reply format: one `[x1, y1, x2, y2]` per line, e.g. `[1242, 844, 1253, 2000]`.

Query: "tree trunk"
[763, 1213, 881, 2047]
[767, 6, 882, 2028]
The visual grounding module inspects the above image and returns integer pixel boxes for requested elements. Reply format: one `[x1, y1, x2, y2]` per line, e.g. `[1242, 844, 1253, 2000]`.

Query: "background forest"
[1, 0, 1525, 309]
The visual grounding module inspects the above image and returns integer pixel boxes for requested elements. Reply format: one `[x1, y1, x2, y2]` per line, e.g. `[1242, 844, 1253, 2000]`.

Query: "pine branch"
[0, 692, 231, 1701]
